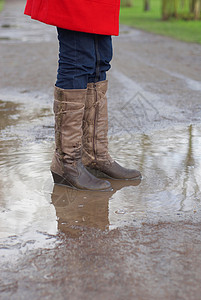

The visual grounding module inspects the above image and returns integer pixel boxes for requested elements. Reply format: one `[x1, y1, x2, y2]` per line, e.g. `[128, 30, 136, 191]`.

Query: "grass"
[0, 0, 4, 12]
[120, 0, 201, 44]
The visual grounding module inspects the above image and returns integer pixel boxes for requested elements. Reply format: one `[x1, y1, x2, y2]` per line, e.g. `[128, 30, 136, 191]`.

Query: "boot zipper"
[93, 83, 98, 162]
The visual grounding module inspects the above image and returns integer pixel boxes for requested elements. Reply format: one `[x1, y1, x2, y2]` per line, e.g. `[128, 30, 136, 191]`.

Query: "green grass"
[0, 0, 4, 12]
[120, 0, 201, 44]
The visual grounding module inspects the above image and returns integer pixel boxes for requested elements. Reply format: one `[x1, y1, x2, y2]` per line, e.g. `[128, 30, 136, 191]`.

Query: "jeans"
[55, 28, 113, 89]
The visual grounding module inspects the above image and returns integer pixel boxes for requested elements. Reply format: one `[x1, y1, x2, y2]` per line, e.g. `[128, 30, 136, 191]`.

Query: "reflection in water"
[0, 142, 57, 239]
[51, 179, 141, 237]
[0, 96, 56, 247]
[0, 93, 201, 245]
[109, 124, 201, 214]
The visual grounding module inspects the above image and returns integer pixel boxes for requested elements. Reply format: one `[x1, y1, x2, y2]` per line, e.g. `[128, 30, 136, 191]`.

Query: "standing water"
[0, 92, 201, 243]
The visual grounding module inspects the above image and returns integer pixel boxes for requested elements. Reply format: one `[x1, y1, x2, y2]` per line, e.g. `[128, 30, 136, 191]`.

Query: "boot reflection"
[51, 179, 141, 237]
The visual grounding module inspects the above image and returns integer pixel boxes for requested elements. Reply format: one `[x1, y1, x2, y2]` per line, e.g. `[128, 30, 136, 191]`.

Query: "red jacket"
[24, 0, 120, 36]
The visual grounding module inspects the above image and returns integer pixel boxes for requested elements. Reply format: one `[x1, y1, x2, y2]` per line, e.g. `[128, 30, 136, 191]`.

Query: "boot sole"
[51, 171, 112, 192]
[86, 167, 142, 181]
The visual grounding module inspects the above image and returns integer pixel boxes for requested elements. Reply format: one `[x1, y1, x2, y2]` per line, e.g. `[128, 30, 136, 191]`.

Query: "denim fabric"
[56, 28, 113, 89]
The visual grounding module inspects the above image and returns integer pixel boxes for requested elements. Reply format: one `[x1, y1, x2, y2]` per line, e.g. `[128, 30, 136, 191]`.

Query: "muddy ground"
[1, 0, 201, 299]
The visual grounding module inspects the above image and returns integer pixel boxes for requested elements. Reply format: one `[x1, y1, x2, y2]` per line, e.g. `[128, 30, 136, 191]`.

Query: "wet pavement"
[1, 0, 201, 299]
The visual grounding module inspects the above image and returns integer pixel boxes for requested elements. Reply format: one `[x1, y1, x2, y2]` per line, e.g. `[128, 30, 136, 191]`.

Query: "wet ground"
[1, 0, 201, 299]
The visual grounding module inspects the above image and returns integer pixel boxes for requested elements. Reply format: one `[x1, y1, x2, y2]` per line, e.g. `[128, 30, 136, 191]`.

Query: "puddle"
[0, 91, 201, 255]
[110, 123, 201, 219]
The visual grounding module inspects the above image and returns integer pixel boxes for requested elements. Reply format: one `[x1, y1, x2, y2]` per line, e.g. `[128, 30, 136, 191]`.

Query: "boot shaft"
[82, 80, 110, 163]
[54, 86, 87, 161]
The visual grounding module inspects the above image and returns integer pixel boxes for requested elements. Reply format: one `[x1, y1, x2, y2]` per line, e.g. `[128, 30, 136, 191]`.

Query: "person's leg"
[51, 28, 111, 190]
[83, 35, 142, 180]
[88, 34, 113, 83]
[56, 28, 96, 89]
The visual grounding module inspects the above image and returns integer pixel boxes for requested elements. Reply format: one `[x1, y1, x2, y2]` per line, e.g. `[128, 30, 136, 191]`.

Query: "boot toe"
[127, 169, 142, 180]
[97, 179, 112, 191]
[88, 160, 142, 180]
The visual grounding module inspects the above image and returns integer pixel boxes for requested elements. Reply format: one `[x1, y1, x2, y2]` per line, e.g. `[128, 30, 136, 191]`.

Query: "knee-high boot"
[82, 80, 141, 180]
[50, 86, 111, 191]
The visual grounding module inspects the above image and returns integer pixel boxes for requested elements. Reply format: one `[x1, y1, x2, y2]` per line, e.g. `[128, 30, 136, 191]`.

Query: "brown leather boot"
[82, 80, 141, 180]
[50, 86, 112, 191]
